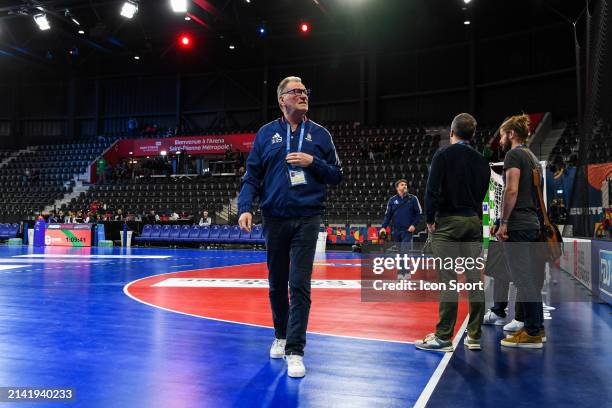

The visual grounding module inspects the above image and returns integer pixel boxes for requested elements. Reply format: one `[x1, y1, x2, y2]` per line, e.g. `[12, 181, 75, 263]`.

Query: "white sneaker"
[483, 310, 506, 326]
[285, 354, 306, 378]
[269, 338, 286, 359]
[463, 335, 481, 350]
[503, 319, 524, 332]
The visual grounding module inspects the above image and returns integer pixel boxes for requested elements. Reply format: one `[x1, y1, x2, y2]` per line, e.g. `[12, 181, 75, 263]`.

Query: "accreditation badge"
[288, 168, 307, 187]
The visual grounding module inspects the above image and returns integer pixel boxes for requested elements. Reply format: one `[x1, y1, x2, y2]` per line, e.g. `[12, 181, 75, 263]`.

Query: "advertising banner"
[560, 238, 592, 290]
[592, 239, 612, 305]
[45, 224, 93, 247]
[114, 134, 256, 157]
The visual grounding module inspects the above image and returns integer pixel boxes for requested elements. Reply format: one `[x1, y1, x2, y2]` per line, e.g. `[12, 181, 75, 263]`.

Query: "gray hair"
[277, 76, 302, 99]
[451, 113, 477, 140]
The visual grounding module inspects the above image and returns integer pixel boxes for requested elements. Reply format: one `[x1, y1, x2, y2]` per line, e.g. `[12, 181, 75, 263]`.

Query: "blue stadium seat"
[238, 227, 251, 242]
[248, 225, 265, 244]
[8, 223, 19, 238]
[176, 225, 192, 242]
[228, 225, 241, 243]
[150, 225, 171, 242]
[207, 225, 220, 243]
[214, 225, 231, 243]
[135, 224, 153, 242]
[0, 224, 9, 239]
[169, 225, 181, 241]
[196, 225, 210, 242]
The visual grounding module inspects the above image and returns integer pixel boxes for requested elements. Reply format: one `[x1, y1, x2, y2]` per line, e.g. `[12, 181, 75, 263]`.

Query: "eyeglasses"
[281, 88, 311, 97]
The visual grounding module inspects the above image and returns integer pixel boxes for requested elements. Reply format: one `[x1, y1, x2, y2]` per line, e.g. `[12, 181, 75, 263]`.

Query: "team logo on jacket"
[394, 200, 399, 204]
[272, 133, 282, 144]
[305, 133, 312, 142]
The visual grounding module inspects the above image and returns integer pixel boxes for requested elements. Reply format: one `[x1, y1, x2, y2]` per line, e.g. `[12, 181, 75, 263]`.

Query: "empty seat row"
[0, 223, 19, 239]
[134, 224, 264, 245]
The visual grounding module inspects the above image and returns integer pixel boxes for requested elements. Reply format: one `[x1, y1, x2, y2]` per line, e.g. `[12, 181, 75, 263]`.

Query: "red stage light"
[300, 23, 310, 33]
[179, 35, 192, 48]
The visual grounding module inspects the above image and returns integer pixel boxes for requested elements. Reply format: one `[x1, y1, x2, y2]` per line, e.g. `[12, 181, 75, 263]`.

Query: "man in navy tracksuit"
[380, 179, 422, 275]
[238, 76, 342, 378]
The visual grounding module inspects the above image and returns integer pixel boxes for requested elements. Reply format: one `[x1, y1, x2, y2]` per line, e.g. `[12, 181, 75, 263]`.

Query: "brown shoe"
[506, 328, 547, 343]
[501, 329, 543, 349]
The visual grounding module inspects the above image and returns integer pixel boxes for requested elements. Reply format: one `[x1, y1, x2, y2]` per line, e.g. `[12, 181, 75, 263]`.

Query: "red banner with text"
[113, 134, 256, 157]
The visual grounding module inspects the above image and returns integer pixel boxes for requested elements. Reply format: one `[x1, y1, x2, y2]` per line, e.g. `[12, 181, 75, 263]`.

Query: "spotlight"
[65, 10, 80, 25]
[464, 0, 472, 4]
[229, 44, 236, 50]
[184, 16, 191, 21]
[179, 34, 192, 48]
[160, 150, 167, 156]
[78, 30, 85, 35]
[464, 20, 471, 25]
[259, 26, 266, 35]
[34, 13, 51, 31]
[171, 0, 188, 13]
[120, 1, 138, 19]
[134, 55, 140, 60]
[300, 23, 310, 33]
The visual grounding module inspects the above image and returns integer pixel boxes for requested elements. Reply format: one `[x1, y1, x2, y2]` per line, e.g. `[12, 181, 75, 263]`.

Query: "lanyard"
[286, 121, 306, 155]
[512, 143, 527, 150]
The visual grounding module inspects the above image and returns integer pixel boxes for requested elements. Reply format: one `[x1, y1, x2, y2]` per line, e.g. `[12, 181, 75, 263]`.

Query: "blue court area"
[0, 245, 609, 407]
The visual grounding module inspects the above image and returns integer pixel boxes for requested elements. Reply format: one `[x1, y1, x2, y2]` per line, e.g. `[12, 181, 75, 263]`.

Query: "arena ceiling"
[0, 0, 588, 78]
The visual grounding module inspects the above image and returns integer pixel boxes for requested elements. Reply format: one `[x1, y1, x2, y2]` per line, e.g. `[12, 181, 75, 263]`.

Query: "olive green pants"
[432, 216, 484, 340]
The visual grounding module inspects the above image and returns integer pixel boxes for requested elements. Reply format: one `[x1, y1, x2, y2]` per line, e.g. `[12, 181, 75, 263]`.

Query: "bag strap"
[519, 148, 553, 228]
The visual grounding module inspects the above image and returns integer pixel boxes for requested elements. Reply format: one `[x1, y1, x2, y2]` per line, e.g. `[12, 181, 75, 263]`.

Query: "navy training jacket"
[238, 117, 343, 218]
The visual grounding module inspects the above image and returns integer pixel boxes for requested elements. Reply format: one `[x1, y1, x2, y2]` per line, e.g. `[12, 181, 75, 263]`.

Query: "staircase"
[44, 178, 91, 213]
[217, 198, 236, 223]
[534, 125, 566, 161]
[0, 146, 38, 169]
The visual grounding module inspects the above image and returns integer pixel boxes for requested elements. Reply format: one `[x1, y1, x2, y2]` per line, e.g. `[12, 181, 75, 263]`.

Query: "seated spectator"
[64, 211, 72, 223]
[225, 146, 234, 161]
[114, 209, 125, 222]
[169, 209, 180, 221]
[74, 211, 84, 223]
[22, 168, 31, 185]
[48, 211, 59, 223]
[146, 209, 160, 224]
[199, 210, 212, 226]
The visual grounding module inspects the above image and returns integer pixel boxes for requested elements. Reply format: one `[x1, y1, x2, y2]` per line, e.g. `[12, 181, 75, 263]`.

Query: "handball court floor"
[0, 245, 609, 407]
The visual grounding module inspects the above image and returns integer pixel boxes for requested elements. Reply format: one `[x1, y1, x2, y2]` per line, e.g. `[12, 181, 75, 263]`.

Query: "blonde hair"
[500, 114, 531, 141]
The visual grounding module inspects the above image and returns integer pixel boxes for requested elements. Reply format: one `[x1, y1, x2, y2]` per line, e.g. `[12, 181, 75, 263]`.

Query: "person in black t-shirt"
[494, 114, 546, 349]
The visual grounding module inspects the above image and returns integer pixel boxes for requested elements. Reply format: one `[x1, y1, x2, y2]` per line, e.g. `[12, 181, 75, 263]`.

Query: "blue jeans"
[263, 215, 321, 356]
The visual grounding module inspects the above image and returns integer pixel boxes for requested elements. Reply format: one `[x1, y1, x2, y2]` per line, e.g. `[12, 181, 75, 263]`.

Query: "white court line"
[153, 278, 362, 289]
[123, 263, 415, 345]
[0, 265, 30, 271]
[0, 258, 103, 263]
[15, 255, 171, 259]
[413, 315, 470, 408]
